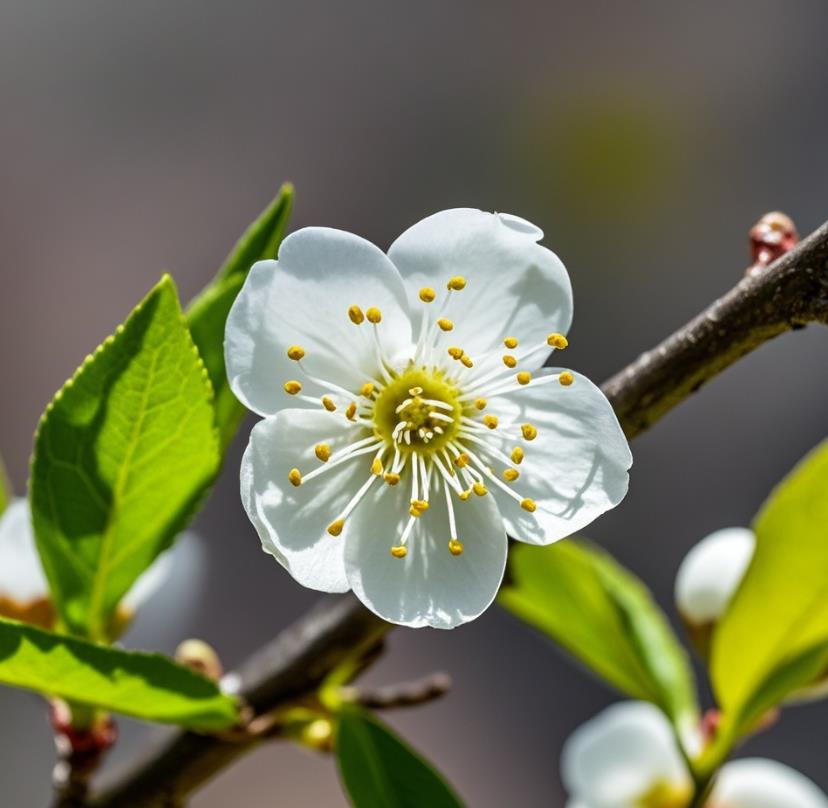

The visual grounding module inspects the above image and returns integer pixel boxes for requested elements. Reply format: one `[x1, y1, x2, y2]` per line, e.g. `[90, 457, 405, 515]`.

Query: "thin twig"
[89, 217, 828, 807]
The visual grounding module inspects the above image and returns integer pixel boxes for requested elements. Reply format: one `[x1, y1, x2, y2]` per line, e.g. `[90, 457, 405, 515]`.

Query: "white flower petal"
[344, 481, 507, 629]
[388, 209, 573, 364]
[674, 527, 755, 626]
[0, 498, 49, 603]
[484, 370, 631, 545]
[561, 702, 690, 808]
[225, 227, 413, 417]
[241, 409, 379, 593]
[713, 759, 828, 808]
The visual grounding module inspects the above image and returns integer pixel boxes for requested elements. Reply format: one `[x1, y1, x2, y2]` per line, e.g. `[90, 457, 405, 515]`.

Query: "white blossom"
[226, 209, 632, 628]
[562, 701, 827, 808]
[0, 498, 201, 640]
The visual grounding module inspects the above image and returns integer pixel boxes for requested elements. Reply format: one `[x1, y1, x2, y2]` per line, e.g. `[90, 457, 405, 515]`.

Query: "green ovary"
[372, 366, 463, 455]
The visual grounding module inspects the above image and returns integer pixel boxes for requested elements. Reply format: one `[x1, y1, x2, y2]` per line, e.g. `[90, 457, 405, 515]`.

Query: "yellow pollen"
[448, 539, 464, 556]
[455, 453, 470, 468]
[474, 398, 487, 410]
[547, 333, 569, 349]
[447, 275, 467, 291]
[348, 305, 365, 324]
[371, 457, 383, 475]
[411, 499, 429, 512]
[408, 386, 423, 396]
[345, 402, 358, 420]
[503, 468, 520, 482]
[460, 355, 474, 368]
[327, 519, 345, 536]
[390, 545, 408, 558]
[504, 336, 518, 349]
[559, 371, 574, 386]
[360, 382, 375, 397]
[366, 307, 382, 324]
[284, 380, 302, 395]
[437, 318, 454, 331]
[521, 423, 538, 441]
[447, 346, 464, 360]
[384, 472, 401, 486]
[409, 506, 423, 517]
[483, 414, 499, 429]
[287, 345, 305, 361]
[322, 396, 336, 412]
[419, 287, 436, 303]
[521, 498, 537, 512]
[511, 447, 525, 464]
[314, 443, 331, 462]
[516, 371, 532, 385]
[288, 468, 302, 487]
[458, 489, 472, 501]
[502, 354, 517, 368]
[472, 482, 488, 497]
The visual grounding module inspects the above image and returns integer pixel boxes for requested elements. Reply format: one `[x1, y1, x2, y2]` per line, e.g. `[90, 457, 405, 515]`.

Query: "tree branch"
[89, 217, 828, 807]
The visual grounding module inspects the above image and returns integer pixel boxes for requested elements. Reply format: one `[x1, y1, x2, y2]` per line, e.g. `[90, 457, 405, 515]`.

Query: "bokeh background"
[2, 2, 828, 805]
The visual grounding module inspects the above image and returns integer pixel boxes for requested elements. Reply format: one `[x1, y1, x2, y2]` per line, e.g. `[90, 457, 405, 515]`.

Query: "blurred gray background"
[2, 1, 828, 805]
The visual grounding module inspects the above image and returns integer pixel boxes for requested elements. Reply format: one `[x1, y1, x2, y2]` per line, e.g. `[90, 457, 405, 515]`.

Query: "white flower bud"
[674, 527, 755, 627]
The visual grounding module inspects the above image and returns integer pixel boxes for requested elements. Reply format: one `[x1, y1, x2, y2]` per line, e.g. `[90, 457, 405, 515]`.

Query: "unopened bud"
[175, 639, 223, 682]
[746, 211, 798, 277]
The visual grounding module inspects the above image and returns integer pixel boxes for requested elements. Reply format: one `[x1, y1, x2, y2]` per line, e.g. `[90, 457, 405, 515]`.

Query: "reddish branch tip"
[746, 211, 799, 277]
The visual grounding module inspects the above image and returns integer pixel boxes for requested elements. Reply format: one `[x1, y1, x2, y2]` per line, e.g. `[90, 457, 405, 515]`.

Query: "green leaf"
[499, 540, 698, 732]
[711, 438, 828, 732]
[187, 184, 294, 451]
[336, 707, 464, 808]
[0, 617, 238, 729]
[30, 276, 219, 640]
[0, 452, 11, 516]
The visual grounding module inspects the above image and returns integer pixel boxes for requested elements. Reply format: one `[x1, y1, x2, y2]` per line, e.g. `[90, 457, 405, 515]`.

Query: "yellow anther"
[447, 346, 464, 360]
[390, 545, 408, 559]
[348, 305, 365, 324]
[521, 498, 537, 513]
[384, 472, 401, 486]
[454, 453, 470, 468]
[360, 382, 375, 398]
[448, 539, 464, 556]
[345, 402, 358, 421]
[504, 336, 519, 349]
[547, 333, 569, 349]
[460, 355, 474, 368]
[559, 371, 574, 386]
[474, 398, 487, 410]
[483, 414, 499, 430]
[366, 307, 382, 324]
[411, 499, 429, 512]
[371, 457, 383, 476]
[503, 468, 520, 482]
[521, 423, 538, 441]
[511, 447, 525, 464]
[314, 443, 331, 462]
[409, 506, 423, 517]
[287, 345, 305, 361]
[288, 468, 302, 487]
[419, 287, 436, 302]
[502, 354, 517, 368]
[458, 489, 472, 501]
[437, 318, 454, 332]
[284, 380, 302, 395]
[472, 482, 488, 497]
[408, 386, 423, 396]
[447, 275, 467, 291]
[327, 519, 345, 536]
[516, 371, 532, 385]
[322, 396, 336, 412]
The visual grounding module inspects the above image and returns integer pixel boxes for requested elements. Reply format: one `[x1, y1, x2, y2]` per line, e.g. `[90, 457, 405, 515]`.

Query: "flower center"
[372, 366, 462, 455]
